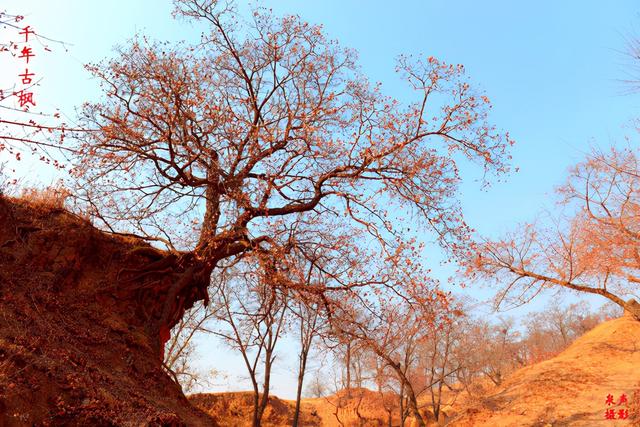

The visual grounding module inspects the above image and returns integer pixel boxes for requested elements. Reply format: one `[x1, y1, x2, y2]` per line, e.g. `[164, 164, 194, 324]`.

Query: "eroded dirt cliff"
[0, 196, 216, 426]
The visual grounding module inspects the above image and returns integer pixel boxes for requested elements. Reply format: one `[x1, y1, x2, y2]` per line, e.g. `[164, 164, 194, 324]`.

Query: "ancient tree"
[65, 0, 511, 353]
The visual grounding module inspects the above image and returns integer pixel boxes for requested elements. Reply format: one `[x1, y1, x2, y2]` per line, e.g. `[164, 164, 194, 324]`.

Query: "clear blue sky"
[2, 0, 639, 398]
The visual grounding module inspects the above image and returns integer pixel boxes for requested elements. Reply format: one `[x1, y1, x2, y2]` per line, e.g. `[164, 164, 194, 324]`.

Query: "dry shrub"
[0, 163, 16, 196]
[19, 185, 70, 209]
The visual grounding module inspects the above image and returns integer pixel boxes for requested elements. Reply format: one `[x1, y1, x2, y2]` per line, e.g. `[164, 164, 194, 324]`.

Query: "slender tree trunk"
[345, 341, 352, 397]
[354, 390, 366, 426]
[293, 300, 318, 426]
[406, 387, 425, 427]
[254, 348, 274, 426]
[293, 348, 309, 427]
[431, 382, 441, 422]
[251, 384, 260, 427]
[374, 361, 393, 427]
[391, 362, 425, 427]
[399, 382, 405, 427]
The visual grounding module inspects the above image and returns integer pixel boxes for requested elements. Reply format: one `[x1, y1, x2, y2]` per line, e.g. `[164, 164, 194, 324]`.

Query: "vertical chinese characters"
[15, 24, 36, 109]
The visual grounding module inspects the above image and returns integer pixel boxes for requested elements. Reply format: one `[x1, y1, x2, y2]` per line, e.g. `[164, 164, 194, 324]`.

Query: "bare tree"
[371, 356, 398, 427]
[416, 310, 465, 423]
[333, 284, 448, 427]
[304, 371, 328, 398]
[163, 302, 220, 392]
[210, 259, 289, 427]
[467, 147, 640, 318]
[477, 317, 523, 386]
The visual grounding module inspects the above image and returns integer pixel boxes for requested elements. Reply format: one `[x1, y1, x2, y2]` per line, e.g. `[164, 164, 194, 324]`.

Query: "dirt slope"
[450, 315, 640, 426]
[303, 388, 401, 426]
[0, 196, 215, 426]
[190, 388, 402, 427]
[189, 391, 321, 427]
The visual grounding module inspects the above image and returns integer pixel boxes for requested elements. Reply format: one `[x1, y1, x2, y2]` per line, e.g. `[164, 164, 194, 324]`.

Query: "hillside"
[189, 388, 401, 427]
[190, 315, 640, 427]
[450, 314, 640, 426]
[303, 388, 401, 426]
[0, 196, 215, 426]
[189, 392, 321, 427]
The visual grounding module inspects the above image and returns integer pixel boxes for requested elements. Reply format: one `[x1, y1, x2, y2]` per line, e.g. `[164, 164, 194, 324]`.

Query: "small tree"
[305, 372, 328, 398]
[290, 289, 325, 426]
[210, 258, 289, 427]
[475, 318, 523, 386]
[371, 355, 398, 427]
[163, 302, 220, 392]
[334, 282, 449, 427]
[416, 308, 465, 423]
